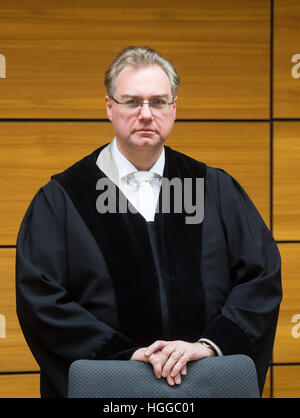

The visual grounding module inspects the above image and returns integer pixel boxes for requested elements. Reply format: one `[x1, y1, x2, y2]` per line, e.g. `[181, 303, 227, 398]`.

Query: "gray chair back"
[68, 355, 260, 398]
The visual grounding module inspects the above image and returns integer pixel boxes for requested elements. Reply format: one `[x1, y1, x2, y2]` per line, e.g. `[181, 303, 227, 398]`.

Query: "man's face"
[105, 65, 177, 155]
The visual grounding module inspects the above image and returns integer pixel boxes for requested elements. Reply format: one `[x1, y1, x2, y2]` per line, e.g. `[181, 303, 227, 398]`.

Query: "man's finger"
[166, 374, 175, 386]
[170, 354, 189, 378]
[173, 373, 182, 385]
[148, 353, 162, 378]
[181, 365, 187, 376]
[144, 340, 167, 357]
[161, 350, 183, 377]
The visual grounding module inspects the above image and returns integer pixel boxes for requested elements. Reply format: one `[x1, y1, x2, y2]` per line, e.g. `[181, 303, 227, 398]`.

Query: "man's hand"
[130, 340, 215, 386]
[130, 346, 187, 386]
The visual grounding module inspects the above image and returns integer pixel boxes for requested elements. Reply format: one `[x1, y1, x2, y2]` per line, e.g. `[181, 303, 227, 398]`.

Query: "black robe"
[15, 144, 282, 398]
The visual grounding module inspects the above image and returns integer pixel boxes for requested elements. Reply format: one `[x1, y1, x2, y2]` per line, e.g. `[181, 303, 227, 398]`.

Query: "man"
[16, 46, 282, 398]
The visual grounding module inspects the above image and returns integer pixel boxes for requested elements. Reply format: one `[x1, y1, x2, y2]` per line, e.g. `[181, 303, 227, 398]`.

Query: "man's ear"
[105, 95, 113, 121]
[172, 96, 177, 121]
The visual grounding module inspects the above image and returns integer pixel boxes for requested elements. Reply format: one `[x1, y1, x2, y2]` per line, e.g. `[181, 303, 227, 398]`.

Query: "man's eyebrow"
[119, 94, 170, 100]
[119, 94, 139, 100]
[150, 94, 169, 98]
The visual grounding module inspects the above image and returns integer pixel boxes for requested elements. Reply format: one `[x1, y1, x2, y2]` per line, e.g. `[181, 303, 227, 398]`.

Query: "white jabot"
[131, 171, 158, 222]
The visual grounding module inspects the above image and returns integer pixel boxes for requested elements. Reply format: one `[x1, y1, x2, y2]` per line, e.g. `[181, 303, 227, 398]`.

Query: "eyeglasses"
[111, 96, 175, 114]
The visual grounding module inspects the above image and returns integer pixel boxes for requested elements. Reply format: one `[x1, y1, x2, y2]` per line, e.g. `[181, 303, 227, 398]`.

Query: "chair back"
[68, 355, 260, 398]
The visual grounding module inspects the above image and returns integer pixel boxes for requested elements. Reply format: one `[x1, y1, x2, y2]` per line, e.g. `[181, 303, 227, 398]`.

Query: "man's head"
[105, 46, 180, 163]
[105, 46, 180, 99]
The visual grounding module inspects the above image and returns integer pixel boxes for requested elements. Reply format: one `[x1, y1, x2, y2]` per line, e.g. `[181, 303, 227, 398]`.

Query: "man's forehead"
[115, 64, 172, 95]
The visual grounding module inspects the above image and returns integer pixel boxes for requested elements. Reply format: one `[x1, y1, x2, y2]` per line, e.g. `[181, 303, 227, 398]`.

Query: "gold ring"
[184, 355, 190, 363]
[175, 351, 183, 357]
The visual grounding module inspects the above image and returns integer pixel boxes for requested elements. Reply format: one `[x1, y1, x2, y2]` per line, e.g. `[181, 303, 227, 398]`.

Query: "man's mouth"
[135, 129, 156, 133]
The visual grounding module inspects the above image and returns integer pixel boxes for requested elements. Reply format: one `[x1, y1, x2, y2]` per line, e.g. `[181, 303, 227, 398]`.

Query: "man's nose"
[138, 103, 154, 120]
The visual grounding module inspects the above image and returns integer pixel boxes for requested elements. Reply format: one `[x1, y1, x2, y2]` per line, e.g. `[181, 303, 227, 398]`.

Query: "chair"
[68, 354, 260, 398]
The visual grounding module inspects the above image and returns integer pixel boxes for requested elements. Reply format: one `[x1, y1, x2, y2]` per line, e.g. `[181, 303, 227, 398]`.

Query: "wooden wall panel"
[0, 373, 40, 398]
[274, 0, 300, 118]
[0, 0, 270, 119]
[273, 244, 300, 364]
[0, 248, 39, 372]
[0, 121, 270, 245]
[273, 366, 300, 398]
[273, 122, 300, 241]
[262, 367, 271, 398]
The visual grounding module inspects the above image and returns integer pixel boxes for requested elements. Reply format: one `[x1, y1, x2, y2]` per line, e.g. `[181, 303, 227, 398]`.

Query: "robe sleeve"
[16, 182, 140, 397]
[200, 168, 282, 393]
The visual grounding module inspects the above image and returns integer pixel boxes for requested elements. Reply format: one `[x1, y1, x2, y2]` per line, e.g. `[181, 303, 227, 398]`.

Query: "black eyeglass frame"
[111, 96, 175, 107]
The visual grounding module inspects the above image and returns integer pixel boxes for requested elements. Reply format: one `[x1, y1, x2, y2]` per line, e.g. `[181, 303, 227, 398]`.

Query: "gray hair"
[105, 46, 180, 99]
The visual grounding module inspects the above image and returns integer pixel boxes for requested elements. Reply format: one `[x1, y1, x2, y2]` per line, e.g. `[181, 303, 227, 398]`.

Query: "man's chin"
[132, 132, 160, 147]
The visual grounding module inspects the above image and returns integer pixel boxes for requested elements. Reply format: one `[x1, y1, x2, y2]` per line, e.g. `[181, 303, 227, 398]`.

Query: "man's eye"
[151, 99, 166, 107]
[125, 100, 140, 107]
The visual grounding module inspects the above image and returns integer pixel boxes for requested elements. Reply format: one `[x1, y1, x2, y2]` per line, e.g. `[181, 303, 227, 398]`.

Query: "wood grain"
[273, 122, 300, 241]
[0, 373, 40, 398]
[273, 366, 300, 398]
[0, 0, 270, 119]
[274, 0, 300, 118]
[262, 367, 271, 398]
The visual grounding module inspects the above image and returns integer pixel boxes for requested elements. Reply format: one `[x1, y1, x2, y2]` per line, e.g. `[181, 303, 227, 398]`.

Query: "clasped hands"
[130, 340, 215, 386]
